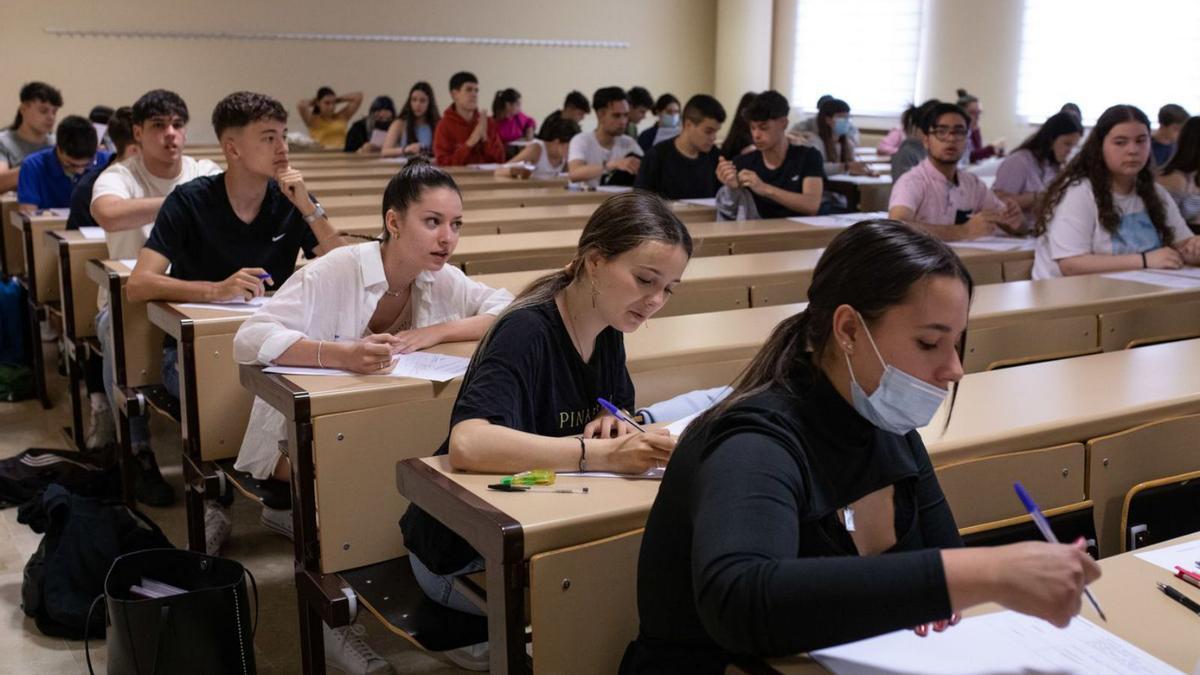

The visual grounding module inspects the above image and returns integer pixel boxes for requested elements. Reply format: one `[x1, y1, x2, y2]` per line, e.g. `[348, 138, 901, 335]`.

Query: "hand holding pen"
[1013, 482, 1107, 622]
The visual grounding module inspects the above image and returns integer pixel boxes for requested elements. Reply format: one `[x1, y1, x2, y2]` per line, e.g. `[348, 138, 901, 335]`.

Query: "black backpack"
[18, 484, 173, 639]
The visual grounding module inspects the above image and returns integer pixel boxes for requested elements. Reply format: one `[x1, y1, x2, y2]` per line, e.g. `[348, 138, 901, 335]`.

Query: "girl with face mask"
[621, 220, 1101, 674]
[637, 93, 682, 154]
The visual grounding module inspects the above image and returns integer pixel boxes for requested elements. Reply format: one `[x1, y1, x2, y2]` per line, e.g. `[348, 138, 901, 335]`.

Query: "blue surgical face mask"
[833, 116, 851, 137]
[660, 113, 681, 128]
[845, 312, 948, 435]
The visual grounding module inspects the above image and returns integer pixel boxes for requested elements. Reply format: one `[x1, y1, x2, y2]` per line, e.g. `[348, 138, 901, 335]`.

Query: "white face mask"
[659, 113, 681, 128]
[845, 312, 948, 435]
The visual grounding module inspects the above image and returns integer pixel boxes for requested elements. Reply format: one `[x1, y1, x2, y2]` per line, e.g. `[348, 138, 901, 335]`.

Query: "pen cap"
[1012, 481, 1039, 513]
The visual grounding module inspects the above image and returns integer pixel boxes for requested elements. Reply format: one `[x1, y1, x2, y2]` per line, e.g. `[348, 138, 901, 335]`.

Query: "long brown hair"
[399, 81, 440, 150]
[697, 220, 973, 424]
[467, 191, 693, 369]
[1034, 104, 1171, 242]
[817, 98, 853, 163]
[1160, 116, 1200, 190]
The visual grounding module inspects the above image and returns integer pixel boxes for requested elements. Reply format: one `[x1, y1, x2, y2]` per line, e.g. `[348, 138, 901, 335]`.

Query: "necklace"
[383, 284, 408, 298]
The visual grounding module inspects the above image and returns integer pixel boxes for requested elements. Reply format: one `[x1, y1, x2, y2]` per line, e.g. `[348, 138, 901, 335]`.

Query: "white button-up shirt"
[232, 241, 513, 478]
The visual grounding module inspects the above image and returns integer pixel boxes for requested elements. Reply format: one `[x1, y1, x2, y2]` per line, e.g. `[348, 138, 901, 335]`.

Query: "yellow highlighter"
[500, 470, 556, 487]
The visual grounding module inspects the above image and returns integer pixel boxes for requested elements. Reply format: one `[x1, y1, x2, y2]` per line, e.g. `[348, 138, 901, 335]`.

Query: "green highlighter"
[499, 469, 556, 487]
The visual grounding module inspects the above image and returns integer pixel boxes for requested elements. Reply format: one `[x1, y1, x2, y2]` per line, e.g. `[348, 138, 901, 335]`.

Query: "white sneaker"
[39, 319, 59, 343]
[260, 506, 293, 541]
[204, 502, 232, 557]
[323, 624, 395, 674]
[440, 641, 490, 671]
[84, 404, 115, 450]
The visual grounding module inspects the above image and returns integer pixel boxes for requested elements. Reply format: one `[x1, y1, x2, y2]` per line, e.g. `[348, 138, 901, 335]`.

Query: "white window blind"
[791, 0, 924, 116]
[1017, 0, 1200, 125]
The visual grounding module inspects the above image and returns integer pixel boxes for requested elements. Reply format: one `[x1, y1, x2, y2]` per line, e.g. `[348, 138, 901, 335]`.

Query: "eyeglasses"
[931, 126, 968, 141]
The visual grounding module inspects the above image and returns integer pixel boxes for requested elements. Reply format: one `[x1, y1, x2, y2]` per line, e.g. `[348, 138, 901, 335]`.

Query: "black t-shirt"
[65, 157, 117, 230]
[620, 365, 961, 674]
[634, 140, 721, 200]
[400, 299, 636, 574]
[732, 144, 825, 219]
[144, 173, 317, 287]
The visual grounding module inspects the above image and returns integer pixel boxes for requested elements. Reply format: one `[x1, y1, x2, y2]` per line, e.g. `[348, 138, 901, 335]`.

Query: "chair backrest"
[1120, 469, 1200, 552]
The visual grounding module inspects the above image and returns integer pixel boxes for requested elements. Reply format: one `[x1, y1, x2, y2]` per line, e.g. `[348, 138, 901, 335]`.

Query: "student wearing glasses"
[17, 116, 111, 213]
[888, 103, 1021, 241]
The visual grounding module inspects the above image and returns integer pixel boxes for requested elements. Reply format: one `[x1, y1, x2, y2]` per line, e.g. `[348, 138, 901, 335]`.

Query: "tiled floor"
[0, 343, 468, 674]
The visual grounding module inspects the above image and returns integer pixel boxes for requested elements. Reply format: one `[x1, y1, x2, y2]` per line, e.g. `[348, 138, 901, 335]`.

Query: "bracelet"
[1142, 252, 1148, 269]
[576, 436, 587, 472]
[317, 340, 325, 368]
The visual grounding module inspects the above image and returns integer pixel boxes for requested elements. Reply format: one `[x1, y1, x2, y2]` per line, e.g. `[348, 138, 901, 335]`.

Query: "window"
[791, 0, 925, 116]
[1017, 0, 1200, 125]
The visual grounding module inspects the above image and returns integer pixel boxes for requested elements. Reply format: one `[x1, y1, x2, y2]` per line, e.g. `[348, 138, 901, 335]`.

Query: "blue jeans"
[161, 343, 179, 399]
[409, 554, 487, 616]
[96, 308, 149, 448]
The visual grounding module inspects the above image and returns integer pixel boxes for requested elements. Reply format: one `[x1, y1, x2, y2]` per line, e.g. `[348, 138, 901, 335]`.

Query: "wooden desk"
[86, 259, 161, 390]
[1, 192, 20, 276]
[754, 531, 1200, 674]
[47, 230, 107, 447]
[317, 187, 610, 216]
[12, 208, 70, 305]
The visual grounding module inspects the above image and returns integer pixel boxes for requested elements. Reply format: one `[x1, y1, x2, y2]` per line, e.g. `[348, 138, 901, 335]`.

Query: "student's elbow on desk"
[446, 420, 489, 471]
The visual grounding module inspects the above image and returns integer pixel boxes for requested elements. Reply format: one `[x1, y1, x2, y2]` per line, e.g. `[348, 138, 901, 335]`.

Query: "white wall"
[0, 0, 717, 144]
[714, 0, 773, 122]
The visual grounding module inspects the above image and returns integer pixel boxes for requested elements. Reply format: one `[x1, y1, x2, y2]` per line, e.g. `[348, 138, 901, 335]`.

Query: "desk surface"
[319, 187, 608, 214]
[923, 338, 1200, 463]
[967, 274, 1198, 328]
[761, 531, 1200, 674]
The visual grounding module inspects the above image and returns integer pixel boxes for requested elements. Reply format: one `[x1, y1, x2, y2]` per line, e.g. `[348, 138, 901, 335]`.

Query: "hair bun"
[956, 88, 969, 98]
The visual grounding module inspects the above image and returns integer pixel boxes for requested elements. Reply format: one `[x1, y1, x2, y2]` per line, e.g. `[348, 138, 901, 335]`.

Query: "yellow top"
[307, 116, 348, 149]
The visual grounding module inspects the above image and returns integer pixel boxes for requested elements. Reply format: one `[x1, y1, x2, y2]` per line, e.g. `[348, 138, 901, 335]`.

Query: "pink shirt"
[888, 157, 1005, 225]
[496, 112, 536, 144]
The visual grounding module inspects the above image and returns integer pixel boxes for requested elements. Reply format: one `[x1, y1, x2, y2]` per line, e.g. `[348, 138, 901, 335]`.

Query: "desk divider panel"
[936, 443, 1086, 531]
[963, 315, 1098, 373]
[1002, 258, 1035, 281]
[1099, 300, 1200, 352]
[191, 333, 254, 461]
[59, 240, 104, 339]
[1086, 414, 1200, 558]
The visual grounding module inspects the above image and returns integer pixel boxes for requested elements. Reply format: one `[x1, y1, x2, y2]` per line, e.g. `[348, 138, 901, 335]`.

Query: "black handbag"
[85, 548, 259, 675]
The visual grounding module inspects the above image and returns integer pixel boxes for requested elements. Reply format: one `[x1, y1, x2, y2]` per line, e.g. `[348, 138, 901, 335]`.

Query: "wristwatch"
[303, 202, 326, 225]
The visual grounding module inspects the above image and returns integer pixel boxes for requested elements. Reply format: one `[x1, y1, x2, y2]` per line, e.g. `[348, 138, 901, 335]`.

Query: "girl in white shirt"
[1033, 104, 1200, 279]
[233, 158, 514, 485]
[494, 116, 579, 180]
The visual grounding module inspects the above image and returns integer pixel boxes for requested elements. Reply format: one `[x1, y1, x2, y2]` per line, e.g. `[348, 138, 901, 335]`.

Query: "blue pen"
[1013, 482, 1107, 621]
[596, 397, 646, 432]
[254, 273, 272, 281]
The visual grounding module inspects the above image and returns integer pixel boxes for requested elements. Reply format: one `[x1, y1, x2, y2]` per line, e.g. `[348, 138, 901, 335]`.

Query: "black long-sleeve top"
[620, 364, 963, 674]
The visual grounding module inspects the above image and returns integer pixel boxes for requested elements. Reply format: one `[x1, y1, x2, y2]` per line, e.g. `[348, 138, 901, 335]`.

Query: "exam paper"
[665, 411, 702, 437]
[1134, 538, 1200, 574]
[680, 197, 717, 208]
[78, 226, 105, 240]
[1102, 271, 1200, 289]
[117, 258, 139, 269]
[264, 351, 469, 382]
[596, 185, 634, 193]
[827, 174, 892, 185]
[812, 613, 1180, 675]
[788, 211, 889, 228]
[559, 467, 664, 480]
[949, 236, 1036, 252]
[1150, 266, 1200, 280]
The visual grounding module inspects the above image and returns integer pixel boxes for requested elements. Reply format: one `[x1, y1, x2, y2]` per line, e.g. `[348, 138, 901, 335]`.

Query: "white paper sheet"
[369, 128, 387, 148]
[1149, 266, 1200, 280]
[665, 411, 702, 437]
[788, 211, 889, 228]
[78, 226, 105, 240]
[680, 197, 717, 207]
[175, 296, 269, 313]
[827, 174, 892, 185]
[117, 258, 139, 269]
[470, 163, 502, 170]
[596, 185, 634, 193]
[1102, 271, 1200, 289]
[950, 236, 1036, 252]
[1134, 538, 1200, 574]
[559, 467, 664, 480]
[264, 351, 469, 382]
[812, 613, 1180, 675]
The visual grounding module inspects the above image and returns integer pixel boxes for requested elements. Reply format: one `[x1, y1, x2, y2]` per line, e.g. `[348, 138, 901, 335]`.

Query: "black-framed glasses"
[931, 126, 968, 140]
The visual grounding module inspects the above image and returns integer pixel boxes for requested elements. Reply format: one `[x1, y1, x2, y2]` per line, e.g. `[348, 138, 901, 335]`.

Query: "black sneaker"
[134, 449, 176, 507]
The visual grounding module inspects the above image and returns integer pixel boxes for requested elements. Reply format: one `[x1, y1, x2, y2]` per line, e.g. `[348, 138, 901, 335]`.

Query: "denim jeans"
[409, 553, 487, 616]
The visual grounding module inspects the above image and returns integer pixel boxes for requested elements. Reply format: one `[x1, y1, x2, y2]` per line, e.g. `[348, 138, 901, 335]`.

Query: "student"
[956, 89, 1004, 163]
[344, 95, 395, 153]
[538, 90, 590, 138]
[65, 107, 134, 451]
[788, 94, 862, 146]
[888, 102, 1021, 241]
[398, 192, 688, 665]
[90, 90, 224, 504]
[635, 94, 726, 200]
[0, 81, 61, 194]
[626, 86, 654, 137]
[1151, 104, 1189, 168]
[381, 82, 440, 158]
[16, 116, 111, 213]
[89, 105, 116, 153]
[1157, 117, 1200, 227]
[891, 99, 939, 181]
[1060, 102, 1083, 123]
[797, 98, 872, 177]
[492, 88, 536, 144]
[715, 91, 823, 219]
[297, 86, 363, 150]
[124, 91, 344, 527]
[1033, 104, 1200, 279]
[495, 116, 579, 180]
[567, 87, 643, 188]
[620, 220, 1101, 674]
[636, 93, 682, 154]
[719, 91, 756, 160]
[432, 72, 505, 167]
[992, 112, 1084, 231]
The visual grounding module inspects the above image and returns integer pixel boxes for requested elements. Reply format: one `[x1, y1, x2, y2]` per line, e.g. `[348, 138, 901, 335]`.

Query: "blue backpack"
[0, 275, 28, 366]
